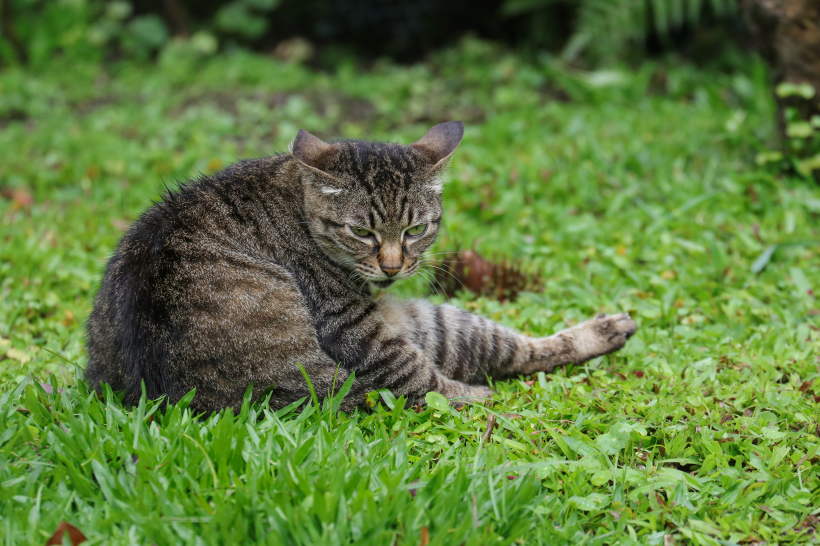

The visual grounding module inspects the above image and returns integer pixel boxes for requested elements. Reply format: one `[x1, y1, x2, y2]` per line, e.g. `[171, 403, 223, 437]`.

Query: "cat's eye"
[405, 224, 427, 237]
[351, 226, 372, 237]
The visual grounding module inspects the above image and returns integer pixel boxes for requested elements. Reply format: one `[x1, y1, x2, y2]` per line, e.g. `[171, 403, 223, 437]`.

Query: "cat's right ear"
[291, 129, 339, 177]
[410, 121, 464, 169]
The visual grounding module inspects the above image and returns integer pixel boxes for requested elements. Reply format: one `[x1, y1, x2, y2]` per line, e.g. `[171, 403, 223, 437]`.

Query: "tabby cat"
[86, 122, 637, 413]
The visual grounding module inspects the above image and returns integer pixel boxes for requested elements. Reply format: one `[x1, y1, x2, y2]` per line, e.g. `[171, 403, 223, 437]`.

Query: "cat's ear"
[410, 121, 464, 169]
[291, 129, 339, 176]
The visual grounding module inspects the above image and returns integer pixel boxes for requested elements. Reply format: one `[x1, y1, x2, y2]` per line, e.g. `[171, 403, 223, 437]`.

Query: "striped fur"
[85, 122, 637, 413]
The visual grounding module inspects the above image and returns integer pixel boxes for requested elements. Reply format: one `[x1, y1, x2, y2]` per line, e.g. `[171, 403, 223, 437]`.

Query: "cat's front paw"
[459, 385, 493, 405]
[574, 313, 637, 362]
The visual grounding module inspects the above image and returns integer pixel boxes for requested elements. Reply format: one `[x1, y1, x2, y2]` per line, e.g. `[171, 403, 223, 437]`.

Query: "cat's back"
[85, 154, 304, 401]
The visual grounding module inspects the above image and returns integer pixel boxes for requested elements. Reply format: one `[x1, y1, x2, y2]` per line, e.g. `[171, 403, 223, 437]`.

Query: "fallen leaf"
[655, 491, 667, 508]
[632, 371, 645, 378]
[5, 347, 30, 363]
[0, 187, 34, 209]
[482, 414, 497, 445]
[407, 479, 420, 498]
[46, 522, 87, 545]
[63, 310, 75, 327]
[433, 249, 543, 302]
[798, 379, 814, 394]
[419, 526, 429, 546]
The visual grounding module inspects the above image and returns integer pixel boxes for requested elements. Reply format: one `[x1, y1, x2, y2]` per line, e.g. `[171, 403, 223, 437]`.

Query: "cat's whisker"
[421, 256, 465, 266]
[422, 251, 462, 256]
[424, 263, 468, 293]
[416, 269, 442, 299]
[418, 266, 450, 299]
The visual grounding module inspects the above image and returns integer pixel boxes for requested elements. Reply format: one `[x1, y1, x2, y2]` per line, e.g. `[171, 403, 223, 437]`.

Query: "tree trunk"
[742, 0, 820, 133]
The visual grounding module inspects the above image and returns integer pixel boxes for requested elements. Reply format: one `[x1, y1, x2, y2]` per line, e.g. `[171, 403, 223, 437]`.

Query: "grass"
[1, 39, 819, 544]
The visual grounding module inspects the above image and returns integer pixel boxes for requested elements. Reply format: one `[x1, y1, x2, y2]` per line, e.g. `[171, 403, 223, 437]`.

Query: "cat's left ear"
[291, 129, 339, 177]
[410, 121, 464, 170]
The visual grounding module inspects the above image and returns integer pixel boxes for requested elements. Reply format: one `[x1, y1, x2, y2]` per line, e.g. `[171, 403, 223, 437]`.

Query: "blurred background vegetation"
[2, 0, 818, 175]
[0, 0, 749, 66]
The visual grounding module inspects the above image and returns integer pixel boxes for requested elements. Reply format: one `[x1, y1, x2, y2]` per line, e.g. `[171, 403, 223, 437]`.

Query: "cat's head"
[292, 121, 463, 289]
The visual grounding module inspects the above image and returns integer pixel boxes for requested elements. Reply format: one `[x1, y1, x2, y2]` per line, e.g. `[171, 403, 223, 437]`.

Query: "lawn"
[1, 40, 819, 545]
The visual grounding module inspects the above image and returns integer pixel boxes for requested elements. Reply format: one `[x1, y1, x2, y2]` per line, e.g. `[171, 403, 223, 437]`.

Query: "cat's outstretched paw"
[440, 382, 493, 407]
[572, 312, 637, 362]
[460, 385, 493, 405]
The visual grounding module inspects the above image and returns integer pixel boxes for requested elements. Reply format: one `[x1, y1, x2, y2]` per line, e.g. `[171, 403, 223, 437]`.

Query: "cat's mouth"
[370, 279, 396, 289]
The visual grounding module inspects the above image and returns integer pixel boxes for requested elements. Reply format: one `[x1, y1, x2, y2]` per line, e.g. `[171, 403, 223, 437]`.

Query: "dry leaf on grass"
[432, 249, 543, 302]
[46, 522, 87, 545]
[419, 526, 429, 546]
[0, 187, 34, 209]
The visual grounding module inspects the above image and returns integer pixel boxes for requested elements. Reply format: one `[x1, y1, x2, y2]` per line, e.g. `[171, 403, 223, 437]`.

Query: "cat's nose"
[380, 265, 402, 277]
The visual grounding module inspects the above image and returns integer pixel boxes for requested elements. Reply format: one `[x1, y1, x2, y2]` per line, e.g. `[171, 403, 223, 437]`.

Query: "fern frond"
[566, 0, 739, 62]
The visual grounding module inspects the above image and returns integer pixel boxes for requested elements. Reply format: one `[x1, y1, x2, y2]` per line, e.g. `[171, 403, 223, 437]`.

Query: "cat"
[85, 121, 637, 413]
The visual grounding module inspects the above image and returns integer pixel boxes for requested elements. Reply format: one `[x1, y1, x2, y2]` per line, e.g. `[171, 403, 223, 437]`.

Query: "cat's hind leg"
[170, 257, 366, 412]
[376, 296, 637, 384]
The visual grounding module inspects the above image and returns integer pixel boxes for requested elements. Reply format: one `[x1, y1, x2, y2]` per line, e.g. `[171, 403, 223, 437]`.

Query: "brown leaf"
[655, 491, 667, 508]
[612, 372, 627, 380]
[62, 310, 75, 327]
[500, 413, 522, 420]
[433, 249, 543, 302]
[632, 371, 645, 379]
[419, 526, 429, 546]
[720, 412, 732, 425]
[798, 379, 814, 394]
[46, 522, 87, 545]
[482, 414, 496, 445]
[652, 383, 660, 394]
[0, 187, 34, 209]
[407, 479, 420, 498]
[85, 165, 100, 181]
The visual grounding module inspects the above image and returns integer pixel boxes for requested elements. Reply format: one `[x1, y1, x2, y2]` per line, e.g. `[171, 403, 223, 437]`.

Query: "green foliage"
[2, 42, 820, 543]
[215, 0, 281, 40]
[756, 83, 820, 179]
[0, 0, 281, 67]
[504, 0, 740, 63]
[0, 0, 106, 66]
